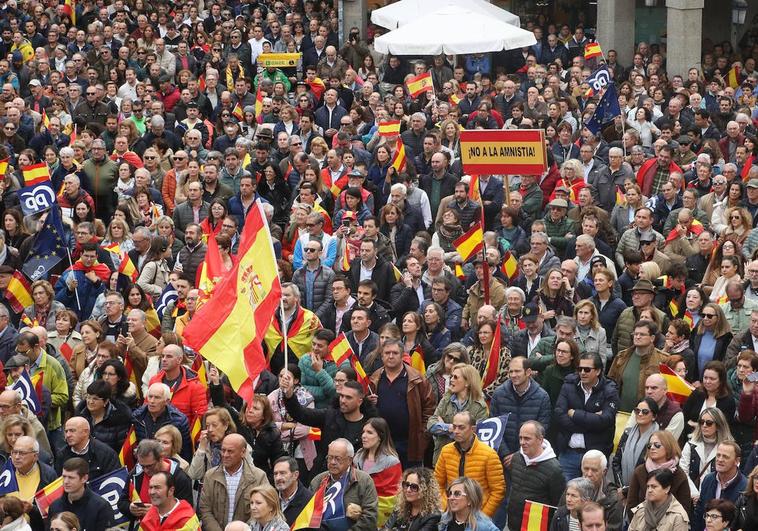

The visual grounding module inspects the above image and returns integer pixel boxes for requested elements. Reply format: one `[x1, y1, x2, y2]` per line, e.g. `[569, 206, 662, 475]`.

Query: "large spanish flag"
[658, 363, 694, 404]
[5, 271, 32, 313]
[406, 71, 433, 98]
[21, 163, 50, 186]
[183, 201, 282, 403]
[453, 222, 484, 262]
[373, 461, 402, 527]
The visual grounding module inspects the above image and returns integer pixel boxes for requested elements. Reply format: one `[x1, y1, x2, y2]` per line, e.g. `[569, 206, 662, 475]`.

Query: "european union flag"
[585, 82, 621, 136]
[22, 205, 68, 281]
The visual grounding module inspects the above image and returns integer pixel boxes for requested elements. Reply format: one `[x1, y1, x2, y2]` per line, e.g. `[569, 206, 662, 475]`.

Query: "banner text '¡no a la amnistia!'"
[466, 145, 537, 158]
[460, 130, 548, 175]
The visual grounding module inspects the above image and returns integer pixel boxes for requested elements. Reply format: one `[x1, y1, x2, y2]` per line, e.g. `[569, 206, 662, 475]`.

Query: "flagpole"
[478, 176, 490, 305]
[280, 297, 289, 375]
[64, 246, 81, 311]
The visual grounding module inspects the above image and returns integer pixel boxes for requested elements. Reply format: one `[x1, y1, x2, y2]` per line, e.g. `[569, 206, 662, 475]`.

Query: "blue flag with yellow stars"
[22, 205, 68, 281]
[585, 82, 621, 136]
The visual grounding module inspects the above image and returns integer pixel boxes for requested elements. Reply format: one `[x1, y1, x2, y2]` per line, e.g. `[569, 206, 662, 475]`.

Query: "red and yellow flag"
[482, 318, 501, 390]
[378, 120, 401, 137]
[453, 222, 484, 263]
[391, 137, 407, 172]
[521, 500, 552, 531]
[406, 71, 433, 98]
[191, 354, 208, 388]
[62, 0, 76, 25]
[190, 416, 202, 448]
[468, 174, 480, 202]
[34, 476, 64, 518]
[683, 310, 695, 330]
[119, 426, 137, 470]
[500, 251, 519, 282]
[584, 42, 602, 60]
[658, 363, 694, 404]
[182, 202, 282, 404]
[291, 477, 328, 529]
[41, 109, 50, 130]
[4, 271, 32, 313]
[196, 232, 225, 301]
[350, 356, 371, 394]
[409, 345, 426, 375]
[307, 427, 322, 440]
[0, 158, 8, 181]
[254, 85, 264, 120]
[449, 93, 461, 105]
[454, 263, 466, 281]
[727, 65, 741, 89]
[327, 333, 354, 366]
[118, 254, 138, 282]
[231, 102, 244, 121]
[21, 163, 50, 186]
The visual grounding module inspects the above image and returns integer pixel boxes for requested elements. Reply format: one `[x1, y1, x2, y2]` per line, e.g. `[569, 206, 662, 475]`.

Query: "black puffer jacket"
[75, 399, 133, 453]
[490, 378, 552, 455]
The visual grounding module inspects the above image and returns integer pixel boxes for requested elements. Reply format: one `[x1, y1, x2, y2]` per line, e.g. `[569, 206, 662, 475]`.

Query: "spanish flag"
[41, 109, 50, 130]
[190, 416, 202, 448]
[341, 243, 351, 272]
[330, 173, 349, 199]
[500, 250, 519, 282]
[521, 500, 553, 531]
[196, 232, 225, 300]
[409, 345, 426, 375]
[21, 163, 50, 186]
[664, 219, 704, 244]
[0, 158, 8, 181]
[191, 353, 208, 387]
[453, 222, 484, 262]
[482, 318, 501, 390]
[468, 174, 480, 202]
[350, 356, 371, 394]
[124, 354, 141, 400]
[615, 186, 625, 206]
[391, 137, 407, 172]
[683, 309, 695, 330]
[255, 85, 264, 119]
[307, 427, 322, 440]
[63, 0, 76, 25]
[449, 93, 461, 106]
[727, 65, 741, 89]
[4, 271, 32, 314]
[182, 202, 282, 404]
[373, 461, 403, 527]
[669, 297, 680, 319]
[327, 332, 354, 366]
[584, 42, 602, 60]
[455, 263, 466, 280]
[406, 71, 433, 98]
[658, 363, 694, 404]
[231, 102, 244, 121]
[34, 476, 64, 518]
[118, 254, 138, 282]
[292, 477, 328, 529]
[392, 264, 402, 282]
[378, 120, 401, 137]
[119, 426, 137, 470]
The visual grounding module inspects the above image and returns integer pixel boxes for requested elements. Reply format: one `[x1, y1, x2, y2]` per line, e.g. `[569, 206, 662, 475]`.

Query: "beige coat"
[628, 497, 690, 531]
[198, 460, 269, 531]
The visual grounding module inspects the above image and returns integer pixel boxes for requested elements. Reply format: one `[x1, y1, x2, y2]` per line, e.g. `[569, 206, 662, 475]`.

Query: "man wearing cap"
[509, 302, 552, 359]
[175, 101, 209, 145]
[674, 135, 697, 170]
[615, 207, 663, 269]
[611, 279, 669, 356]
[24, 79, 49, 114]
[609, 319, 670, 413]
[543, 198, 576, 257]
[639, 232, 671, 275]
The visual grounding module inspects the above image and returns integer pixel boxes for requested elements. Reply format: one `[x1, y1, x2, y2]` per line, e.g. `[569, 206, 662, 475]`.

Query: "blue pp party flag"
[0, 460, 18, 496]
[11, 369, 41, 415]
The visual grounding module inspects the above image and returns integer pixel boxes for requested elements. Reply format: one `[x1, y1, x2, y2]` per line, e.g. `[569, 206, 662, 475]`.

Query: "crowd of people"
[0, 0, 757, 530]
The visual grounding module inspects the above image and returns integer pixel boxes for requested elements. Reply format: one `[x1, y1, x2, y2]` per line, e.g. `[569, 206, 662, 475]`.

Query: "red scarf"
[71, 260, 112, 282]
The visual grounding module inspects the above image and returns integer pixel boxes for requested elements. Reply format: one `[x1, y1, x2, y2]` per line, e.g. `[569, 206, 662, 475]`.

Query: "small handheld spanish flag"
[453, 222, 484, 263]
[378, 120, 401, 137]
[584, 42, 602, 60]
[405, 71, 433, 98]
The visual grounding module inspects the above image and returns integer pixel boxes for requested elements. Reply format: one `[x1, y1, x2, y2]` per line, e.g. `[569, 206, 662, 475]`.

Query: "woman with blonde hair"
[689, 304, 733, 383]
[573, 300, 608, 365]
[638, 261, 661, 281]
[309, 136, 329, 168]
[680, 406, 734, 489]
[427, 363, 489, 462]
[383, 467, 442, 530]
[155, 425, 189, 471]
[720, 206, 752, 245]
[439, 118, 461, 160]
[438, 477, 499, 531]
[551, 158, 586, 202]
[100, 218, 133, 269]
[248, 485, 289, 531]
[282, 204, 312, 263]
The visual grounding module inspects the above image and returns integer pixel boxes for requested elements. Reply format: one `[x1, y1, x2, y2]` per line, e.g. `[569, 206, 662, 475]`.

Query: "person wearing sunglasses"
[383, 466, 441, 530]
[438, 477, 498, 531]
[625, 430, 692, 517]
[554, 352, 619, 481]
[682, 403, 736, 487]
[613, 397, 660, 489]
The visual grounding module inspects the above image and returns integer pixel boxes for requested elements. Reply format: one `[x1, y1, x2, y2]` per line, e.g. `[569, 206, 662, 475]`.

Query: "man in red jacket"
[636, 145, 682, 197]
[140, 471, 200, 530]
[148, 344, 207, 427]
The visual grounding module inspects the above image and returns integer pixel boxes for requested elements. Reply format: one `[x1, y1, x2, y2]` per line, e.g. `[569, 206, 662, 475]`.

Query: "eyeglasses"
[577, 366, 595, 373]
[446, 354, 461, 362]
[699, 418, 715, 427]
[87, 92, 97, 95]
[144, 156, 156, 160]
[401, 481, 420, 492]
[10, 449, 36, 456]
[634, 408, 651, 415]
[701, 313, 716, 318]
[704, 513, 723, 521]
[326, 455, 346, 463]
[304, 248, 319, 252]
[447, 490, 467, 498]
[646, 442, 663, 449]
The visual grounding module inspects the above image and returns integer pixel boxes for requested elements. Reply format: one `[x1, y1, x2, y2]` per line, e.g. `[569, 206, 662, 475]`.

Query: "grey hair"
[582, 449, 608, 470]
[59, 146, 74, 157]
[504, 286, 525, 302]
[608, 146, 623, 157]
[133, 226, 152, 239]
[150, 115, 165, 128]
[390, 183, 407, 197]
[426, 246, 445, 259]
[555, 316, 577, 331]
[530, 231, 549, 244]
[136, 439, 163, 460]
[128, 308, 146, 322]
[566, 478, 596, 501]
[281, 282, 300, 300]
[0, 305, 8, 319]
[148, 382, 172, 401]
[576, 234, 596, 250]
[330, 438, 355, 457]
[521, 420, 546, 439]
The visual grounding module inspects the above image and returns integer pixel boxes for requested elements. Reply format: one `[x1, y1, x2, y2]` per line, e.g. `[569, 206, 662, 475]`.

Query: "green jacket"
[9, 352, 70, 430]
[297, 354, 337, 409]
[427, 393, 489, 463]
[543, 215, 576, 255]
[611, 306, 669, 355]
[254, 69, 291, 92]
